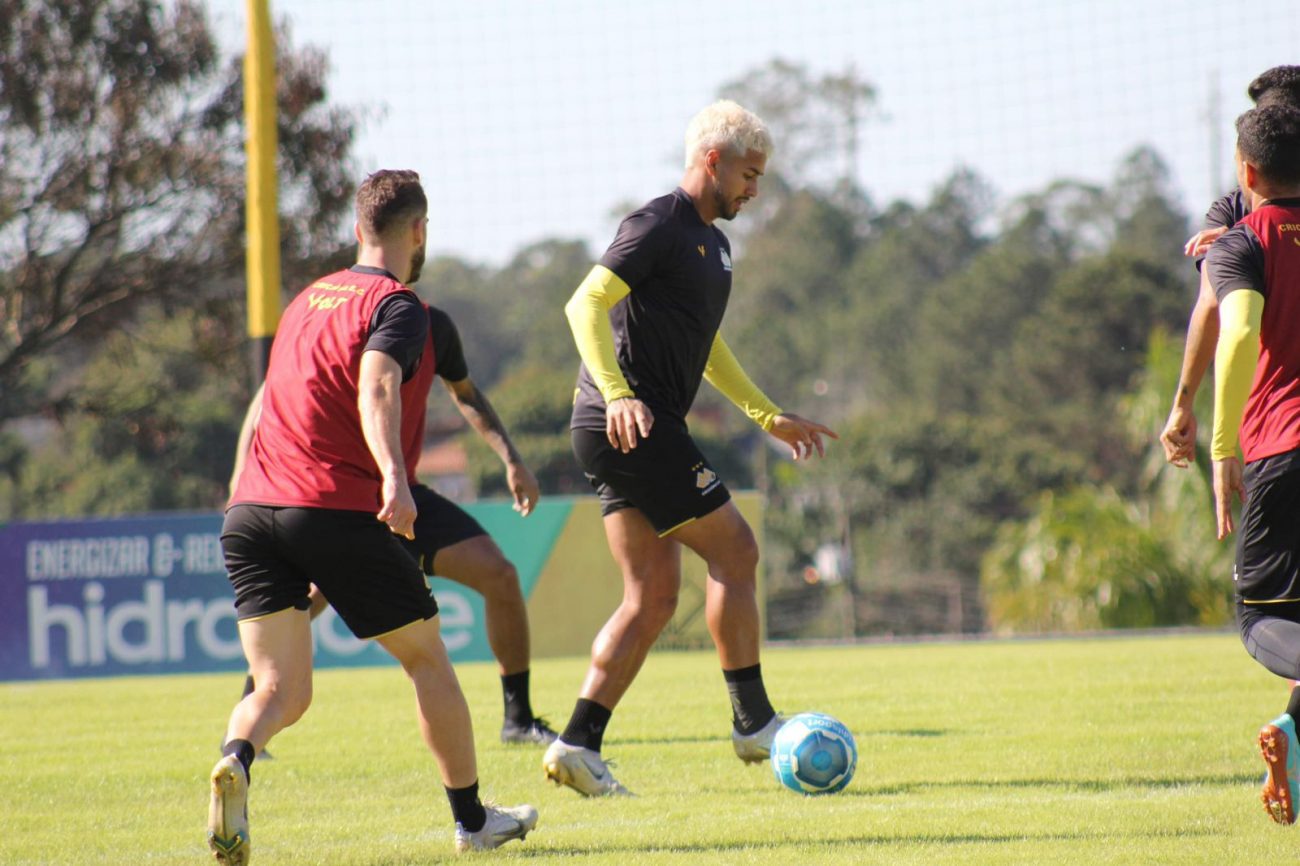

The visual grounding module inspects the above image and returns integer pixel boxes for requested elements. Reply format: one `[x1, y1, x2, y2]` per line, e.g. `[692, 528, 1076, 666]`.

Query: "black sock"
[222, 738, 256, 784]
[502, 670, 534, 727]
[723, 664, 775, 735]
[445, 780, 486, 832]
[1287, 683, 1300, 721]
[559, 698, 612, 752]
[241, 674, 256, 700]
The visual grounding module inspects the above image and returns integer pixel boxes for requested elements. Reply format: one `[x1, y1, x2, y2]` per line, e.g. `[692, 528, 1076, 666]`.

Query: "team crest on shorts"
[693, 462, 720, 494]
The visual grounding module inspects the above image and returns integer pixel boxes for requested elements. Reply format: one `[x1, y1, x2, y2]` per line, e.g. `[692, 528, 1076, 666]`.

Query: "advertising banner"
[0, 493, 760, 681]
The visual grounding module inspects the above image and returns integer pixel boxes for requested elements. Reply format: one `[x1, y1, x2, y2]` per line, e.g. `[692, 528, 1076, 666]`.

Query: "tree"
[462, 362, 588, 498]
[16, 302, 248, 517]
[0, 0, 357, 420]
[717, 59, 877, 195]
[979, 330, 1232, 633]
[842, 169, 991, 404]
[723, 189, 861, 409]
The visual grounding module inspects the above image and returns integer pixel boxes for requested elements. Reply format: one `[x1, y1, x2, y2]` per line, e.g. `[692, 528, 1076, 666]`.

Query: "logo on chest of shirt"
[720, 248, 732, 272]
[697, 244, 706, 257]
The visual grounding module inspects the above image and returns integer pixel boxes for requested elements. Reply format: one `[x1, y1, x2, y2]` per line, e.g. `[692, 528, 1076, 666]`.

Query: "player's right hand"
[1159, 405, 1197, 468]
[607, 396, 653, 453]
[1183, 226, 1228, 258]
[377, 474, 417, 540]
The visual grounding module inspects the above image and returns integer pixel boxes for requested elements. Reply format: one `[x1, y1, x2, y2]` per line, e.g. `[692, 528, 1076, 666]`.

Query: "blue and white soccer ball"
[769, 712, 857, 795]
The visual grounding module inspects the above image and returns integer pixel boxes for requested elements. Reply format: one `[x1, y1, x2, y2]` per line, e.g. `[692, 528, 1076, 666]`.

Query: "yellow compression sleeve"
[703, 333, 783, 431]
[1211, 289, 1264, 460]
[564, 265, 634, 403]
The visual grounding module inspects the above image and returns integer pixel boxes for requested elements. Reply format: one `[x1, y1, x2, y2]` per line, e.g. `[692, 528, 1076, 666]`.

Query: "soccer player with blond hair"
[542, 101, 837, 796]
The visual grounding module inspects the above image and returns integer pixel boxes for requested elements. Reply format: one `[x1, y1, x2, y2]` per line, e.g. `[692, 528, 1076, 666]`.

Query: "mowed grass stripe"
[4, 632, 1296, 864]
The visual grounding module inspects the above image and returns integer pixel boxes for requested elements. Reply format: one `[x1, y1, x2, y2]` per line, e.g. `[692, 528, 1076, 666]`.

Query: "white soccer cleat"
[207, 755, 250, 865]
[454, 802, 539, 853]
[541, 740, 634, 797]
[732, 713, 786, 764]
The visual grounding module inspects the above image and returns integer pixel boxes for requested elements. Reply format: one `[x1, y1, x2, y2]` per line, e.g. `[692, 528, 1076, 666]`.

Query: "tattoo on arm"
[455, 381, 520, 462]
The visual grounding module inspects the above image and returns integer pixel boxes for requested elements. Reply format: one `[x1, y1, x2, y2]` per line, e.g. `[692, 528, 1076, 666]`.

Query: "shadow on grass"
[606, 728, 951, 748]
[847, 771, 1260, 797]
[507, 826, 1222, 859]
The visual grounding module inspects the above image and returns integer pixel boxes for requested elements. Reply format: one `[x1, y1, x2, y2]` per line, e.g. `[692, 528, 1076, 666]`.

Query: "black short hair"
[1236, 105, 1300, 187]
[1248, 66, 1300, 110]
[355, 170, 427, 239]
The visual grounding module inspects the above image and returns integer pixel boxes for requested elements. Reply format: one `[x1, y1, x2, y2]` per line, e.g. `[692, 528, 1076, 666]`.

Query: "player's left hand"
[507, 460, 540, 517]
[1184, 226, 1228, 258]
[1212, 456, 1244, 541]
[769, 413, 839, 461]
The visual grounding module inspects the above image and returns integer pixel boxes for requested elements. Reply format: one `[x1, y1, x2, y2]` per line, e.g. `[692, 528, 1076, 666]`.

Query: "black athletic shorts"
[221, 504, 437, 640]
[401, 483, 487, 574]
[1235, 447, 1300, 608]
[571, 421, 731, 536]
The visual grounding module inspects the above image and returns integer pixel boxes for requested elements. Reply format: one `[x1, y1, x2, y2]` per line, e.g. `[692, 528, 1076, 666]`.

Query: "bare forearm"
[450, 380, 521, 466]
[358, 354, 407, 480]
[1174, 295, 1219, 408]
[1173, 271, 1219, 409]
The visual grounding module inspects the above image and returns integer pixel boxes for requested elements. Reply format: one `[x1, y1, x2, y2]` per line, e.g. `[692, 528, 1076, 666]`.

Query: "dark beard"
[712, 180, 743, 221]
[408, 244, 426, 284]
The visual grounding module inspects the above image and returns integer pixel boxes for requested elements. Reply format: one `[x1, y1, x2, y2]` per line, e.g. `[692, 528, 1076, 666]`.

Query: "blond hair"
[683, 100, 773, 169]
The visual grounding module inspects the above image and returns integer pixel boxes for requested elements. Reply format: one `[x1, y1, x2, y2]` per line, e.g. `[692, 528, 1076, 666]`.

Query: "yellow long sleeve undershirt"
[1211, 288, 1264, 460]
[703, 332, 783, 431]
[564, 264, 783, 429]
[564, 265, 635, 403]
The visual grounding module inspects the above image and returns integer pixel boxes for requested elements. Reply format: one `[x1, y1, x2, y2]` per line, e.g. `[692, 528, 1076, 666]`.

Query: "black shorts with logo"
[571, 421, 731, 536]
[1235, 447, 1300, 611]
[401, 483, 488, 574]
[221, 504, 437, 640]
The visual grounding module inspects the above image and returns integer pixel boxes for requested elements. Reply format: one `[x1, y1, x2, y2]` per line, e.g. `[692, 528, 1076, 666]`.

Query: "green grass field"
[6, 632, 1299, 864]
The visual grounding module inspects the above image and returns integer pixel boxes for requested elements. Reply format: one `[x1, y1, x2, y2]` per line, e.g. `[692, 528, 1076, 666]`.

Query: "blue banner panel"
[0, 514, 243, 680]
[0, 503, 572, 682]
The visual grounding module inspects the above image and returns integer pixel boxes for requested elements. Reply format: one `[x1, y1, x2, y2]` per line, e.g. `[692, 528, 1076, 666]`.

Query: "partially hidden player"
[209, 170, 537, 862]
[542, 100, 838, 797]
[1160, 66, 1300, 466]
[229, 300, 558, 747]
[1205, 105, 1300, 825]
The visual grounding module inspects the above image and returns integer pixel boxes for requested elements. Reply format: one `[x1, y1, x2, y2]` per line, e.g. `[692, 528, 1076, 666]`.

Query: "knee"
[712, 529, 759, 583]
[629, 587, 678, 632]
[481, 558, 523, 602]
[261, 676, 312, 726]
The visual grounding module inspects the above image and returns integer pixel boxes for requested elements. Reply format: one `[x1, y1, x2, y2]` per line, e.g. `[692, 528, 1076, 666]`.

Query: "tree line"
[0, 1, 1228, 637]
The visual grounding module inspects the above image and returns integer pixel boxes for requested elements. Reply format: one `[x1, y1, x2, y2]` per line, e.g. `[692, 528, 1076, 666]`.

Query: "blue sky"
[208, 0, 1300, 265]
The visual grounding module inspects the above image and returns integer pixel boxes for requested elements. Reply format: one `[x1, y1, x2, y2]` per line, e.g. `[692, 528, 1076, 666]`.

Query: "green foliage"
[462, 362, 588, 497]
[0, 0, 357, 420]
[717, 58, 877, 194]
[980, 332, 1233, 633]
[981, 486, 1207, 631]
[841, 170, 990, 404]
[726, 190, 860, 403]
[15, 304, 248, 518]
[0, 41, 1222, 638]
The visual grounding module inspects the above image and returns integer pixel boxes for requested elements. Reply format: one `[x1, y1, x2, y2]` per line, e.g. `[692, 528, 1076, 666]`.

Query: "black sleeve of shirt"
[427, 306, 469, 382]
[366, 292, 428, 381]
[598, 209, 673, 289]
[1194, 191, 1248, 272]
[1203, 191, 1244, 231]
[1206, 224, 1266, 304]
